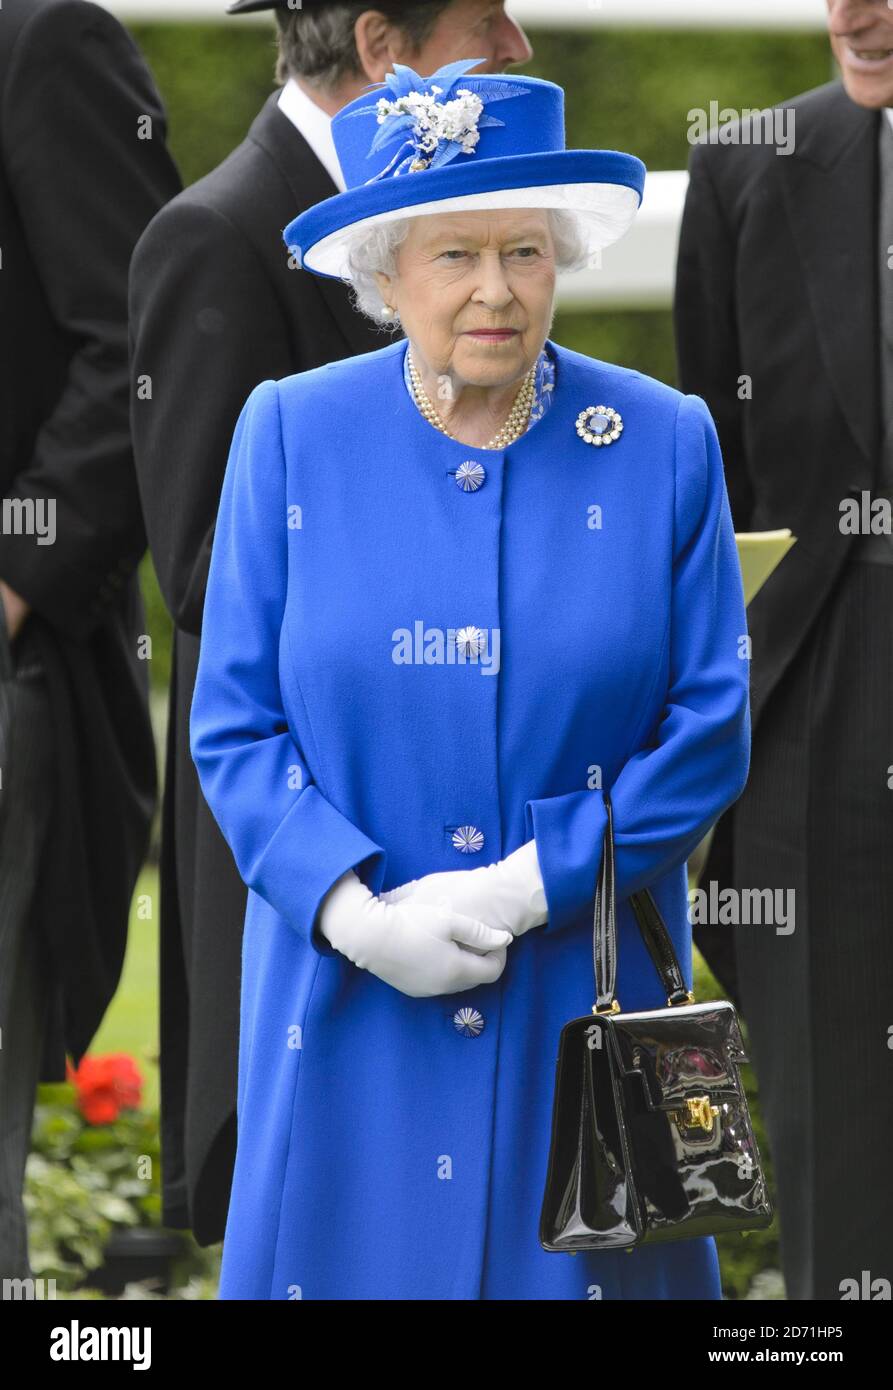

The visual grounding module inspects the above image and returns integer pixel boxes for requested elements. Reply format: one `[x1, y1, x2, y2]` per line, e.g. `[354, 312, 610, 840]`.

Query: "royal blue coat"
[190, 336, 750, 1300]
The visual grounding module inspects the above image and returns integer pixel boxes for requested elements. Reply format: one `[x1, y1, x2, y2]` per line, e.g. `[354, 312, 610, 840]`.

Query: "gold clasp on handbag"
[671, 1095, 720, 1132]
[591, 1000, 621, 1016]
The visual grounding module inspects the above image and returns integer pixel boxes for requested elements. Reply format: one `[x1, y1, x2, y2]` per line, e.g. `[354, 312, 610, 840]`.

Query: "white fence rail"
[101, 0, 828, 28]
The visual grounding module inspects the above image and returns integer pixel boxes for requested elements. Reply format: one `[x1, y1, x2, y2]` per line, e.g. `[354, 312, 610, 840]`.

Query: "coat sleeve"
[0, 0, 181, 638]
[524, 392, 751, 936]
[189, 379, 387, 955]
[673, 147, 754, 532]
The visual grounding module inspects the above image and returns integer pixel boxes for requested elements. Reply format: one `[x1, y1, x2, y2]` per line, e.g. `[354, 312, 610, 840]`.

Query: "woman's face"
[375, 207, 557, 392]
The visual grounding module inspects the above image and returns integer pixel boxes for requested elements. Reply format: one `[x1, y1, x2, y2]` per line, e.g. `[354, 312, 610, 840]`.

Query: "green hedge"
[133, 23, 831, 185]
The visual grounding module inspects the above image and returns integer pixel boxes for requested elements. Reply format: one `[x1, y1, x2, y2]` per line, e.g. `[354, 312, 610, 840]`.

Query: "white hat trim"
[301, 181, 641, 281]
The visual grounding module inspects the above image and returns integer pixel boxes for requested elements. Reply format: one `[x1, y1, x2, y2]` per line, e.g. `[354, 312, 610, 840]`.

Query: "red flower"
[65, 1053, 143, 1125]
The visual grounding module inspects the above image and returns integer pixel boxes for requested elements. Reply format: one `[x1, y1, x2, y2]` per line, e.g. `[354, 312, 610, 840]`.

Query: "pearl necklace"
[407, 349, 537, 451]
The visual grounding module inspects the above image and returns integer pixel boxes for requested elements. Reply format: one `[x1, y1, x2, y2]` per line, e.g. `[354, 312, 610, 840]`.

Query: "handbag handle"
[592, 791, 694, 1014]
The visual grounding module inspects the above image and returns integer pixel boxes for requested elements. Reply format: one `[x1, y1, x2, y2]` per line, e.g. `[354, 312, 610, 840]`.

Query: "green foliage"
[139, 553, 171, 694]
[130, 22, 281, 189]
[522, 28, 830, 172]
[130, 22, 832, 186]
[26, 1084, 218, 1297]
[25, 1154, 116, 1284]
[554, 306, 678, 386]
[26, 1093, 156, 1288]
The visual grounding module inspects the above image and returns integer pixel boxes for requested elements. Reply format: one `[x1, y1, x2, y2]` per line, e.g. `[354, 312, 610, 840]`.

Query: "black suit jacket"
[129, 91, 395, 1242]
[0, 0, 180, 1067]
[674, 81, 881, 1000]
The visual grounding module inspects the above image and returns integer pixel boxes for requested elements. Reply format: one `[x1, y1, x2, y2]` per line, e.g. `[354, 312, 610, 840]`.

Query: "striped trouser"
[0, 607, 55, 1283]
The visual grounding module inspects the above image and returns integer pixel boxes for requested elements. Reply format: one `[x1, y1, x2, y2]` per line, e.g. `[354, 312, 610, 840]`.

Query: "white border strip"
[98, 0, 829, 31]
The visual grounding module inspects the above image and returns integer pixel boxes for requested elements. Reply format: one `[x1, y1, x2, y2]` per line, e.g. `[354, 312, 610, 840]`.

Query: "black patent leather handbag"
[539, 791, 773, 1252]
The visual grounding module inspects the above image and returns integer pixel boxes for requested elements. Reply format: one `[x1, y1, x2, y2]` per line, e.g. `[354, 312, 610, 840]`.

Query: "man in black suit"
[129, 0, 532, 1248]
[675, 0, 893, 1299]
[0, 0, 180, 1278]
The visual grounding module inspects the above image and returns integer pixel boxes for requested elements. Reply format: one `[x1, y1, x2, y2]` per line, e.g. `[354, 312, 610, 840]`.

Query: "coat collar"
[779, 84, 880, 480]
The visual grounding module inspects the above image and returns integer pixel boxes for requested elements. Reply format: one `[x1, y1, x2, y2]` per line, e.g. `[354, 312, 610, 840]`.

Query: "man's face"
[827, 0, 893, 108]
[403, 0, 532, 75]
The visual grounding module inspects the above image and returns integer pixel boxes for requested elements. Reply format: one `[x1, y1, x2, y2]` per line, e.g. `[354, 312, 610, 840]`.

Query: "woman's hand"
[381, 839, 548, 939]
[317, 868, 513, 998]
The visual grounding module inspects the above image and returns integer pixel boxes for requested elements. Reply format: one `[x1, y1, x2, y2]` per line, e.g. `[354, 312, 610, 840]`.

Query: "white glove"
[316, 867, 513, 998]
[380, 838, 548, 939]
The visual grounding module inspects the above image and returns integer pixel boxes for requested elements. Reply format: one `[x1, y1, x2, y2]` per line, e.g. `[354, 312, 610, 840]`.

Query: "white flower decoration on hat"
[374, 87, 485, 171]
[344, 58, 529, 182]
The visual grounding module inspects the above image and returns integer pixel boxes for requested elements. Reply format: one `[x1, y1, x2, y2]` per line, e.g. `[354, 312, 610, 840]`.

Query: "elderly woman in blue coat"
[190, 60, 750, 1301]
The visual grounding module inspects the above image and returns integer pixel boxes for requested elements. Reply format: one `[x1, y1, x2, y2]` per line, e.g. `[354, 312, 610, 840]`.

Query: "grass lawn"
[89, 865, 161, 1115]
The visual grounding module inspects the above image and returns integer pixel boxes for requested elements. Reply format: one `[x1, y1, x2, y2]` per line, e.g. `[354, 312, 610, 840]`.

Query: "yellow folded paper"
[689, 530, 796, 891]
[736, 529, 796, 607]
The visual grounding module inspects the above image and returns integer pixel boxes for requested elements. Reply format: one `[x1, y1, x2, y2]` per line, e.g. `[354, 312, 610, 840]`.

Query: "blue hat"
[283, 60, 646, 281]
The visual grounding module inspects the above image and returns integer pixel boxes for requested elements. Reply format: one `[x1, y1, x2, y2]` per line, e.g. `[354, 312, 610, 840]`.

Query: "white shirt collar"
[277, 77, 346, 193]
[885, 107, 893, 134]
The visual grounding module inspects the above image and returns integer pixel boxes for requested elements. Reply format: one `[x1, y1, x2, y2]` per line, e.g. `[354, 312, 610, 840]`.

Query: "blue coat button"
[452, 825, 484, 853]
[454, 460, 486, 492]
[453, 1007, 485, 1037]
[455, 626, 486, 658]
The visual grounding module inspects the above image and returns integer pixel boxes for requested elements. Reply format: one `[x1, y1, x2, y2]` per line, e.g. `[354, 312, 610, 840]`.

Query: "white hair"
[343, 208, 590, 328]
